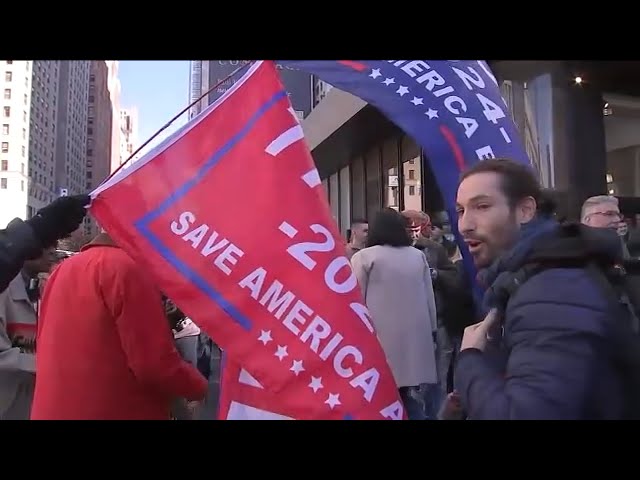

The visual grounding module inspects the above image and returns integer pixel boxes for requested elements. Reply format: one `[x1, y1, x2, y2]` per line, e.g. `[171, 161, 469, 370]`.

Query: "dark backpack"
[492, 224, 640, 420]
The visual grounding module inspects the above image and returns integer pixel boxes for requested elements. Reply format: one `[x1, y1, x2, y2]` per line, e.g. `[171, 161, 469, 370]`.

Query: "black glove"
[26, 194, 91, 248]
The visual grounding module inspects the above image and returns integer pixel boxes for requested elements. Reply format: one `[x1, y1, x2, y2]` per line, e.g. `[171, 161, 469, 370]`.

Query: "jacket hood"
[81, 232, 119, 251]
[479, 220, 625, 313]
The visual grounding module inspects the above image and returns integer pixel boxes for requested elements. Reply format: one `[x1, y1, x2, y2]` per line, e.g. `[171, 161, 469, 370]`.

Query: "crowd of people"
[0, 157, 638, 420]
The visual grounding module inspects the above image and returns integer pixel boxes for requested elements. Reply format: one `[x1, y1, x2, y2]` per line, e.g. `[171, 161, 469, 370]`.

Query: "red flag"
[90, 61, 405, 420]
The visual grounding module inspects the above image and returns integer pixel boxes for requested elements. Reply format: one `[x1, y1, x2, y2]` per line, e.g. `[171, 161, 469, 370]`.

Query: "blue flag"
[279, 60, 532, 304]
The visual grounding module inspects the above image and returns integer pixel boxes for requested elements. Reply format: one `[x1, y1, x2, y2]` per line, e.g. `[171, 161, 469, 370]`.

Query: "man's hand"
[27, 195, 91, 248]
[438, 391, 464, 420]
[460, 308, 499, 352]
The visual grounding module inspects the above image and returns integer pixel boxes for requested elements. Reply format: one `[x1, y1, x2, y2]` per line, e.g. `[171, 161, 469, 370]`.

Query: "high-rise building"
[189, 61, 314, 121]
[120, 107, 138, 163]
[1, 60, 96, 229]
[55, 61, 90, 201]
[105, 61, 123, 173]
[29, 61, 60, 218]
[84, 61, 112, 237]
[0, 60, 32, 228]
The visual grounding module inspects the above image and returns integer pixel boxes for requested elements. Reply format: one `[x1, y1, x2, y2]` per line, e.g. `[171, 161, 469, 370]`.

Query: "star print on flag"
[278, 60, 533, 297]
[90, 61, 405, 420]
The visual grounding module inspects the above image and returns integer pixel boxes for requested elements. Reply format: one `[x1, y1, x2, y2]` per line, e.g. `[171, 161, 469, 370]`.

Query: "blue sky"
[118, 61, 191, 154]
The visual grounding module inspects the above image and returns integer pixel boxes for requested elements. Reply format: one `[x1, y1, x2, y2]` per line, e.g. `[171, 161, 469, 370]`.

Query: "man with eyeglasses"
[581, 195, 630, 257]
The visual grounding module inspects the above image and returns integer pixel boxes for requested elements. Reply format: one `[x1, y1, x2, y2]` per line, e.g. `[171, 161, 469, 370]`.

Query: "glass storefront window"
[365, 146, 381, 222]
[401, 135, 422, 212]
[350, 156, 366, 220]
[382, 137, 400, 210]
[328, 173, 339, 226]
[321, 178, 329, 200]
[339, 166, 351, 235]
[604, 93, 640, 197]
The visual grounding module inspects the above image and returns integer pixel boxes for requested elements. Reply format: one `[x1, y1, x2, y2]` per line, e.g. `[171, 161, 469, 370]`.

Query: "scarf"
[478, 216, 558, 314]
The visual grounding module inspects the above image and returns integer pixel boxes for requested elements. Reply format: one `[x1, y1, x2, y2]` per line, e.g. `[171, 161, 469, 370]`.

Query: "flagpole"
[105, 61, 254, 181]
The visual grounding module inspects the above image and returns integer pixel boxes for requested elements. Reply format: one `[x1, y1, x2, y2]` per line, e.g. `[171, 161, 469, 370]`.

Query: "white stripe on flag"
[227, 402, 294, 420]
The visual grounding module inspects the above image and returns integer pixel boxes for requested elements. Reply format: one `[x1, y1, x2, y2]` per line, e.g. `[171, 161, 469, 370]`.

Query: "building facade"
[0, 60, 32, 227]
[55, 60, 90, 200]
[105, 60, 123, 173]
[189, 60, 314, 121]
[120, 107, 138, 163]
[302, 60, 640, 237]
[84, 61, 113, 237]
[28, 60, 60, 218]
[1, 60, 104, 229]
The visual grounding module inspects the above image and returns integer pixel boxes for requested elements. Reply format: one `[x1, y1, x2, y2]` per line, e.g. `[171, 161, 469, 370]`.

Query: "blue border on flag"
[133, 89, 289, 331]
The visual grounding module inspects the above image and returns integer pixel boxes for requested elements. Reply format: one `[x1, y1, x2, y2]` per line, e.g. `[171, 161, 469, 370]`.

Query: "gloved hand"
[26, 194, 91, 248]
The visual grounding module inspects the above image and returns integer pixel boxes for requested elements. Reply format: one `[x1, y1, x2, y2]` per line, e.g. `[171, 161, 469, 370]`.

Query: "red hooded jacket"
[30, 234, 208, 420]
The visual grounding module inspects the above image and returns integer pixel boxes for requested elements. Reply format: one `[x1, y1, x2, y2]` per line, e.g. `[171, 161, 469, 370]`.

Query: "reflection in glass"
[329, 173, 339, 227]
[403, 156, 422, 211]
[497, 75, 553, 187]
[365, 147, 381, 222]
[339, 166, 351, 235]
[382, 138, 400, 210]
[350, 157, 366, 220]
[401, 136, 422, 211]
[321, 178, 329, 200]
[604, 93, 640, 197]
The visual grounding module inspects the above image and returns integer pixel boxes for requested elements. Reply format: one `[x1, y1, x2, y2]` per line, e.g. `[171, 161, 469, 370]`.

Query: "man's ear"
[516, 196, 537, 225]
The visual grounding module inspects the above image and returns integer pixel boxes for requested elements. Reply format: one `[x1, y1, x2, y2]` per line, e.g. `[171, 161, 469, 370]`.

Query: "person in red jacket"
[30, 233, 208, 420]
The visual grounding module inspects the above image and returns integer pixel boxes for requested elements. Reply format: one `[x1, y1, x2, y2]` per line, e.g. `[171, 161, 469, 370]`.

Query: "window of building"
[1, 160, 7, 171]
[1, 178, 7, 189]
[4, 72, 12, 82]
[89, 95, 94, 103]
[339, 166, 351, 236]
[329, 173, 340, 226]
[3, 89, 10, 100]
[6, 61, 12, 65]
[21, 145, 25, 157]
[1, 124, 7, 135]
[382, 137, 400, 210]
[1, 142, 7, 153]
[350, 156, 366, 221]
[365, 146, 381, 222]
[21, 180, 24, 191]
[3, 106, 9, 118]
[20, 163, 24, 174]
[87, 127, 93, 135]
[401, 135, 422, 212]
[321, 178, 329, 200]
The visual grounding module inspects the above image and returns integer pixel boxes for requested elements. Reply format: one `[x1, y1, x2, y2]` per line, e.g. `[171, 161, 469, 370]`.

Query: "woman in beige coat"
[350, 208, 440, 420]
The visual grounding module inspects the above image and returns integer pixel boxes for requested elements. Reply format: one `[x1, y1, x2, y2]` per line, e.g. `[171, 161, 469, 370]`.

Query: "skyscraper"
[0, 60, 32, 227]
[105, 60, 123, 173]
[120, 107, 138, 163]
[54, 61, 90, 201]
[0, 60, 97, 229]
[84, 61, 113, 237]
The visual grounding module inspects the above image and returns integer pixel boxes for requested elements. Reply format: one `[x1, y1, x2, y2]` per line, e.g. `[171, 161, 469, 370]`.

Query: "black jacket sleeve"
[0, 218, 43, 294]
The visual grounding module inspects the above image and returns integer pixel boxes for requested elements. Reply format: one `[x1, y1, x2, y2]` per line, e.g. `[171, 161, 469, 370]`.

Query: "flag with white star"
[90, 61, 405, 421]
[279, 60, 532, 301]
[279, 59, 531, 222]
